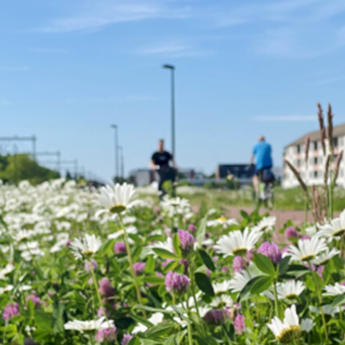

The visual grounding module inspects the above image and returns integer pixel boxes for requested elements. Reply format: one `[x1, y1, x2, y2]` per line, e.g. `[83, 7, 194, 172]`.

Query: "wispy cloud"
[138, 43, 212, 57]
[253, 116, 315, 122]
[0, 66, 29, 72]
[36, 1, 191, 33]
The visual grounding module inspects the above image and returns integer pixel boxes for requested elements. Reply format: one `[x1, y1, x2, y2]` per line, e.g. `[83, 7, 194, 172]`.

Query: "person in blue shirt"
[250, 136, 273, 193]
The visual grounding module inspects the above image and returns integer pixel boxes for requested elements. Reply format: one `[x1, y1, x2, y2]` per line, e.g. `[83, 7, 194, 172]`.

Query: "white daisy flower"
[215, 228, 261, 257]
[64, 317, 114, 333]
[301, 318, 315, 333]
[21, 248, 45, 261]
[288, 237, 328, 262]
[309, 304, 340, 316]
[212, 281, 232, 295]
[311, 248, 339, 266]
[147, 237, 174, 257]
[0, 285, 14, 294]
[70, 234, 102, 260]
[122, 216, 136, 224]
[207, 217, 239, 228]
[267, 305, 301, 344]
[317, 210, 345, 238]
[252, 216, 276, 233]
[277, 281, 305, 300]
[228, 271, 253, 293]
[12, 229, 33, 243]
[210, 295, 233, 308]
[0, 264, 15, 280]
[305, 226, 317, 236]
[132, 312, 164, 334]
[107, 226, 138, 240]
[323, 283, 345, 296]
[97, 183, 137, 214]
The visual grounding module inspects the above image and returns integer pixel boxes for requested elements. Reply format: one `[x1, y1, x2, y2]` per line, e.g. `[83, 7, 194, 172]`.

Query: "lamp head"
[162, 64, 175, 70]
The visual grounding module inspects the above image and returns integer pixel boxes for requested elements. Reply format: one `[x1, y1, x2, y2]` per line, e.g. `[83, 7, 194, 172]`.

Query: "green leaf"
[332, 293, 345, 307]
[278, 256, 291, 276]
[239, 276, 262, 302]
[198, 249, 215, 272]
[128, 337, 141, 345]
[250, 276, 274, 296]
[34, 310, 52, 335]
[142, 276, 165, 285]
[164, 335, 175, 345]
[163, 260, 179, 274]
[286, 264, 310, 278]
[152, 248, 179, 260]
[27, 298, 35, 319]
[145, 255, 155, 273]
[146, 322, 174, 337]
[197, 215, 207, 246]
[173, 233, 182, 258]
[253, 253, 276, 276]
[240, 210, 250, 220]
[195, 272, 215, 296]
[134, 305, 172, 314]
[194, 335, 218, 345]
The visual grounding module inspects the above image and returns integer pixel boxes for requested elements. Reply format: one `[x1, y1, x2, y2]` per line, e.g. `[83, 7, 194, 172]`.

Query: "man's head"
[258, 135, 265, 142]
[158, 139, 164, 151]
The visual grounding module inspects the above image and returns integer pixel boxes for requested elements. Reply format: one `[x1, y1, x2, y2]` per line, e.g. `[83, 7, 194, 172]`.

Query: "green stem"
[273, 281, 280, 318]
[89, 333, 96, 345]
[309, 263, 329, 343]
[187, 319, 193, 345]
[119, 218, 146, 318]
[243, 258, 260, 321]
[329, 170, 334, 219]
[189, 262, 201, 319]
[89, 262, 120, 345]
[304, 199, 308, 225]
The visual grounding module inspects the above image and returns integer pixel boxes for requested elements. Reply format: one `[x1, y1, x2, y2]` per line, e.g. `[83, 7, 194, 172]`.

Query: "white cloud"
[36, 1, 191, 33]
[253, 116, 315, 122]
[138, 43, 211, 57]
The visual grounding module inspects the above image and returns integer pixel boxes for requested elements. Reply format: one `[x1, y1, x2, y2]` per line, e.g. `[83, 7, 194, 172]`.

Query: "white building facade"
[282, 124, 345, 189]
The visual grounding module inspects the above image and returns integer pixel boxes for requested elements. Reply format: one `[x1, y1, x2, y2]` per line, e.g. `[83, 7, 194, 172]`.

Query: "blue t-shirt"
[253, 142, 272, 170]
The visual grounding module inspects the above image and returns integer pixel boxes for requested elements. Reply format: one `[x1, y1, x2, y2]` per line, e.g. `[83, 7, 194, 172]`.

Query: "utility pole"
[0, 136, 37, 160]
[162, 64, 176, 159]
[111, 124, 119, 182]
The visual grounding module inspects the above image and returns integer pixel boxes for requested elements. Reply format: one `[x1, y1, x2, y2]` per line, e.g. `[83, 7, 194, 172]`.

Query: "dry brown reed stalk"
[305, 136, 310, 166]
[327, 104, 334, 155]
[284, 158, 316, 223]
[311, 186, 327, 224]
[324, 154, 331, 185]
[317, 103, 326, 156]
[334, 150, 344, 184]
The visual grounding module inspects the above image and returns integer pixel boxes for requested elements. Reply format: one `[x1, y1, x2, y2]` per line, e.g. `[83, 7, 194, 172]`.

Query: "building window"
[340, 137, 344, 146]
[314, 171, 318, 178]
[314, 157, 318, 165]
[296, 145, 301, 153]
[333, 137, 338, 147]
[314, 141, 318, 151]
[334, 154, 338, 163]
[297, 159, 301, 167]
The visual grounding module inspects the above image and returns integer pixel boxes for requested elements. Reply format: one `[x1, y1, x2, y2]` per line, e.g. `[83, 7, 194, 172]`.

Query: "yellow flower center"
[82, 250, 94, 259]
[276, 326, 301, 344]
[117, 229, 123, 233]
[333, 228, 345, 237]
[301, 254, 315, 262]
[109, 204, 126, 214]
[233, 248, 248, 256]
[217, 217, 227, 222]
[285, 293, 298, 300]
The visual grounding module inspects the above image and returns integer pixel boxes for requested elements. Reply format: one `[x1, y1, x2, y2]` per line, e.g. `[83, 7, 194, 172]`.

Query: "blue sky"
[1, 0, 345, 181]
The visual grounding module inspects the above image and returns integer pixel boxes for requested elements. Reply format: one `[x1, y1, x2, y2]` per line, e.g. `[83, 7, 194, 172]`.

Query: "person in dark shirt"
[150, 139, 177, 197]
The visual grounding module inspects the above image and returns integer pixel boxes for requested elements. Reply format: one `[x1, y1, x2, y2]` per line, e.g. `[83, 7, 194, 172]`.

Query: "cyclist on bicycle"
[250, 136, 273, 194]
[150, 139, 177, 197]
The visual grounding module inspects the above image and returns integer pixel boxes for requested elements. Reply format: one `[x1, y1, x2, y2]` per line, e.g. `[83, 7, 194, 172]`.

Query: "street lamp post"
[118, 146, 124, 179]
[162, 64, 175, 160]
[111, 124, 119, 182]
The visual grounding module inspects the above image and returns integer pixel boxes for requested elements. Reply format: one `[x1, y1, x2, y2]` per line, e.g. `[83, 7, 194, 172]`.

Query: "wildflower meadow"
[0, 176, 345, 345]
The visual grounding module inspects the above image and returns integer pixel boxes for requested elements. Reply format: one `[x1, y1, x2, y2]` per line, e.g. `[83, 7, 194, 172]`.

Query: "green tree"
[0, 154, 60, 185]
